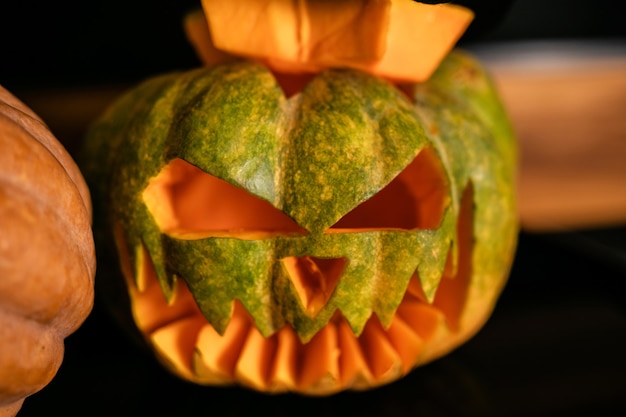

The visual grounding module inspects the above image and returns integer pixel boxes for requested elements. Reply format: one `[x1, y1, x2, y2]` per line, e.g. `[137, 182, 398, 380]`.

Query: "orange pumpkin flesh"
[187, 0, 474, 82]
[0, 86, 95, 416]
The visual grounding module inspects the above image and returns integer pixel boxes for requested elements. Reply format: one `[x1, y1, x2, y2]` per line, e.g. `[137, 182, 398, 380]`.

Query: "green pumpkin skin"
[81, 49, 517, 390]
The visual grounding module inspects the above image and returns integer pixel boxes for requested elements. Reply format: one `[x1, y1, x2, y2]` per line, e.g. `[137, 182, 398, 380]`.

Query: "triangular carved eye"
[329, 147, 448, 232]
[143, 158, 307, 239]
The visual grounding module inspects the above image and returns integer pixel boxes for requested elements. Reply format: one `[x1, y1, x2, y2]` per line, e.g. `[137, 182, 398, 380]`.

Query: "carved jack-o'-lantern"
[81, 50, 517, 395]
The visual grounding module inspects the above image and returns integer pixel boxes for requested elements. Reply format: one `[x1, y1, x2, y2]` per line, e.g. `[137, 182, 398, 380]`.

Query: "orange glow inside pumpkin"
[143, 146, 447, 239]
[121, 150, 473, 392]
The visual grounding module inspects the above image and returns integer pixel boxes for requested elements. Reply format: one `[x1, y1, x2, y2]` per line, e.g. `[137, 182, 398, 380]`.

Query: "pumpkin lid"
[185, 0, 474, 82]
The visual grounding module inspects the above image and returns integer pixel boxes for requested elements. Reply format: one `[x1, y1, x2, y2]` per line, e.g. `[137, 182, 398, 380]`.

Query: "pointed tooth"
[385, 315, 425, 374]
[150, 316, 206, 380]
[336, 319, 374, 388]
[193, 302, 251, 383]
[358, 317, 403, 383]
[298, 324, 340, 391]
[234, 326, 277, 391]
[267, 326, 300, 392]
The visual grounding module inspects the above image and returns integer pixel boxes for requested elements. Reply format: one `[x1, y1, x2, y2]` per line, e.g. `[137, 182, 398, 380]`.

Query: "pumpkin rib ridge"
[0, 115, 95, 281]
[0, 174, 95, 288]
[0, 297, 66, 412]
[0, 97, 92, 217]
[274, 91, 300, 215]
[0, 179, 94, 334]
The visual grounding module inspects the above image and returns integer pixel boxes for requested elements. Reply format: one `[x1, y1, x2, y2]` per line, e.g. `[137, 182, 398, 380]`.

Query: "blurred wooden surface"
[481, 41, 626, 232]
[13, 41, 626, 233]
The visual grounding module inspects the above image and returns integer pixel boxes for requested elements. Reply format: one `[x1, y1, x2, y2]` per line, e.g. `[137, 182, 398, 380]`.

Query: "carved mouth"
[116, 183, 473, 393]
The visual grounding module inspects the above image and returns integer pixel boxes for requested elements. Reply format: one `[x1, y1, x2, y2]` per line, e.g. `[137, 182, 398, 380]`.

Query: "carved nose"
[281, 256, 346, 317]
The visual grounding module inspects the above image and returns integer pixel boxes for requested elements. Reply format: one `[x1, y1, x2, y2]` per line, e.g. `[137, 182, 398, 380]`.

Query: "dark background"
[2, 1, 626, 416]
[2, 0, 626, 91]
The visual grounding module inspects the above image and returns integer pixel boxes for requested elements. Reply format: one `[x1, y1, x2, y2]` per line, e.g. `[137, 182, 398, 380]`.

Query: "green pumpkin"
[81, 50, 517, 394]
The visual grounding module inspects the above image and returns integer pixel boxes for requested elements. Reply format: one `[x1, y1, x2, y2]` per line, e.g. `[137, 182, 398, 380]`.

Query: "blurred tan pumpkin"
[0, 86, 96, 417]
